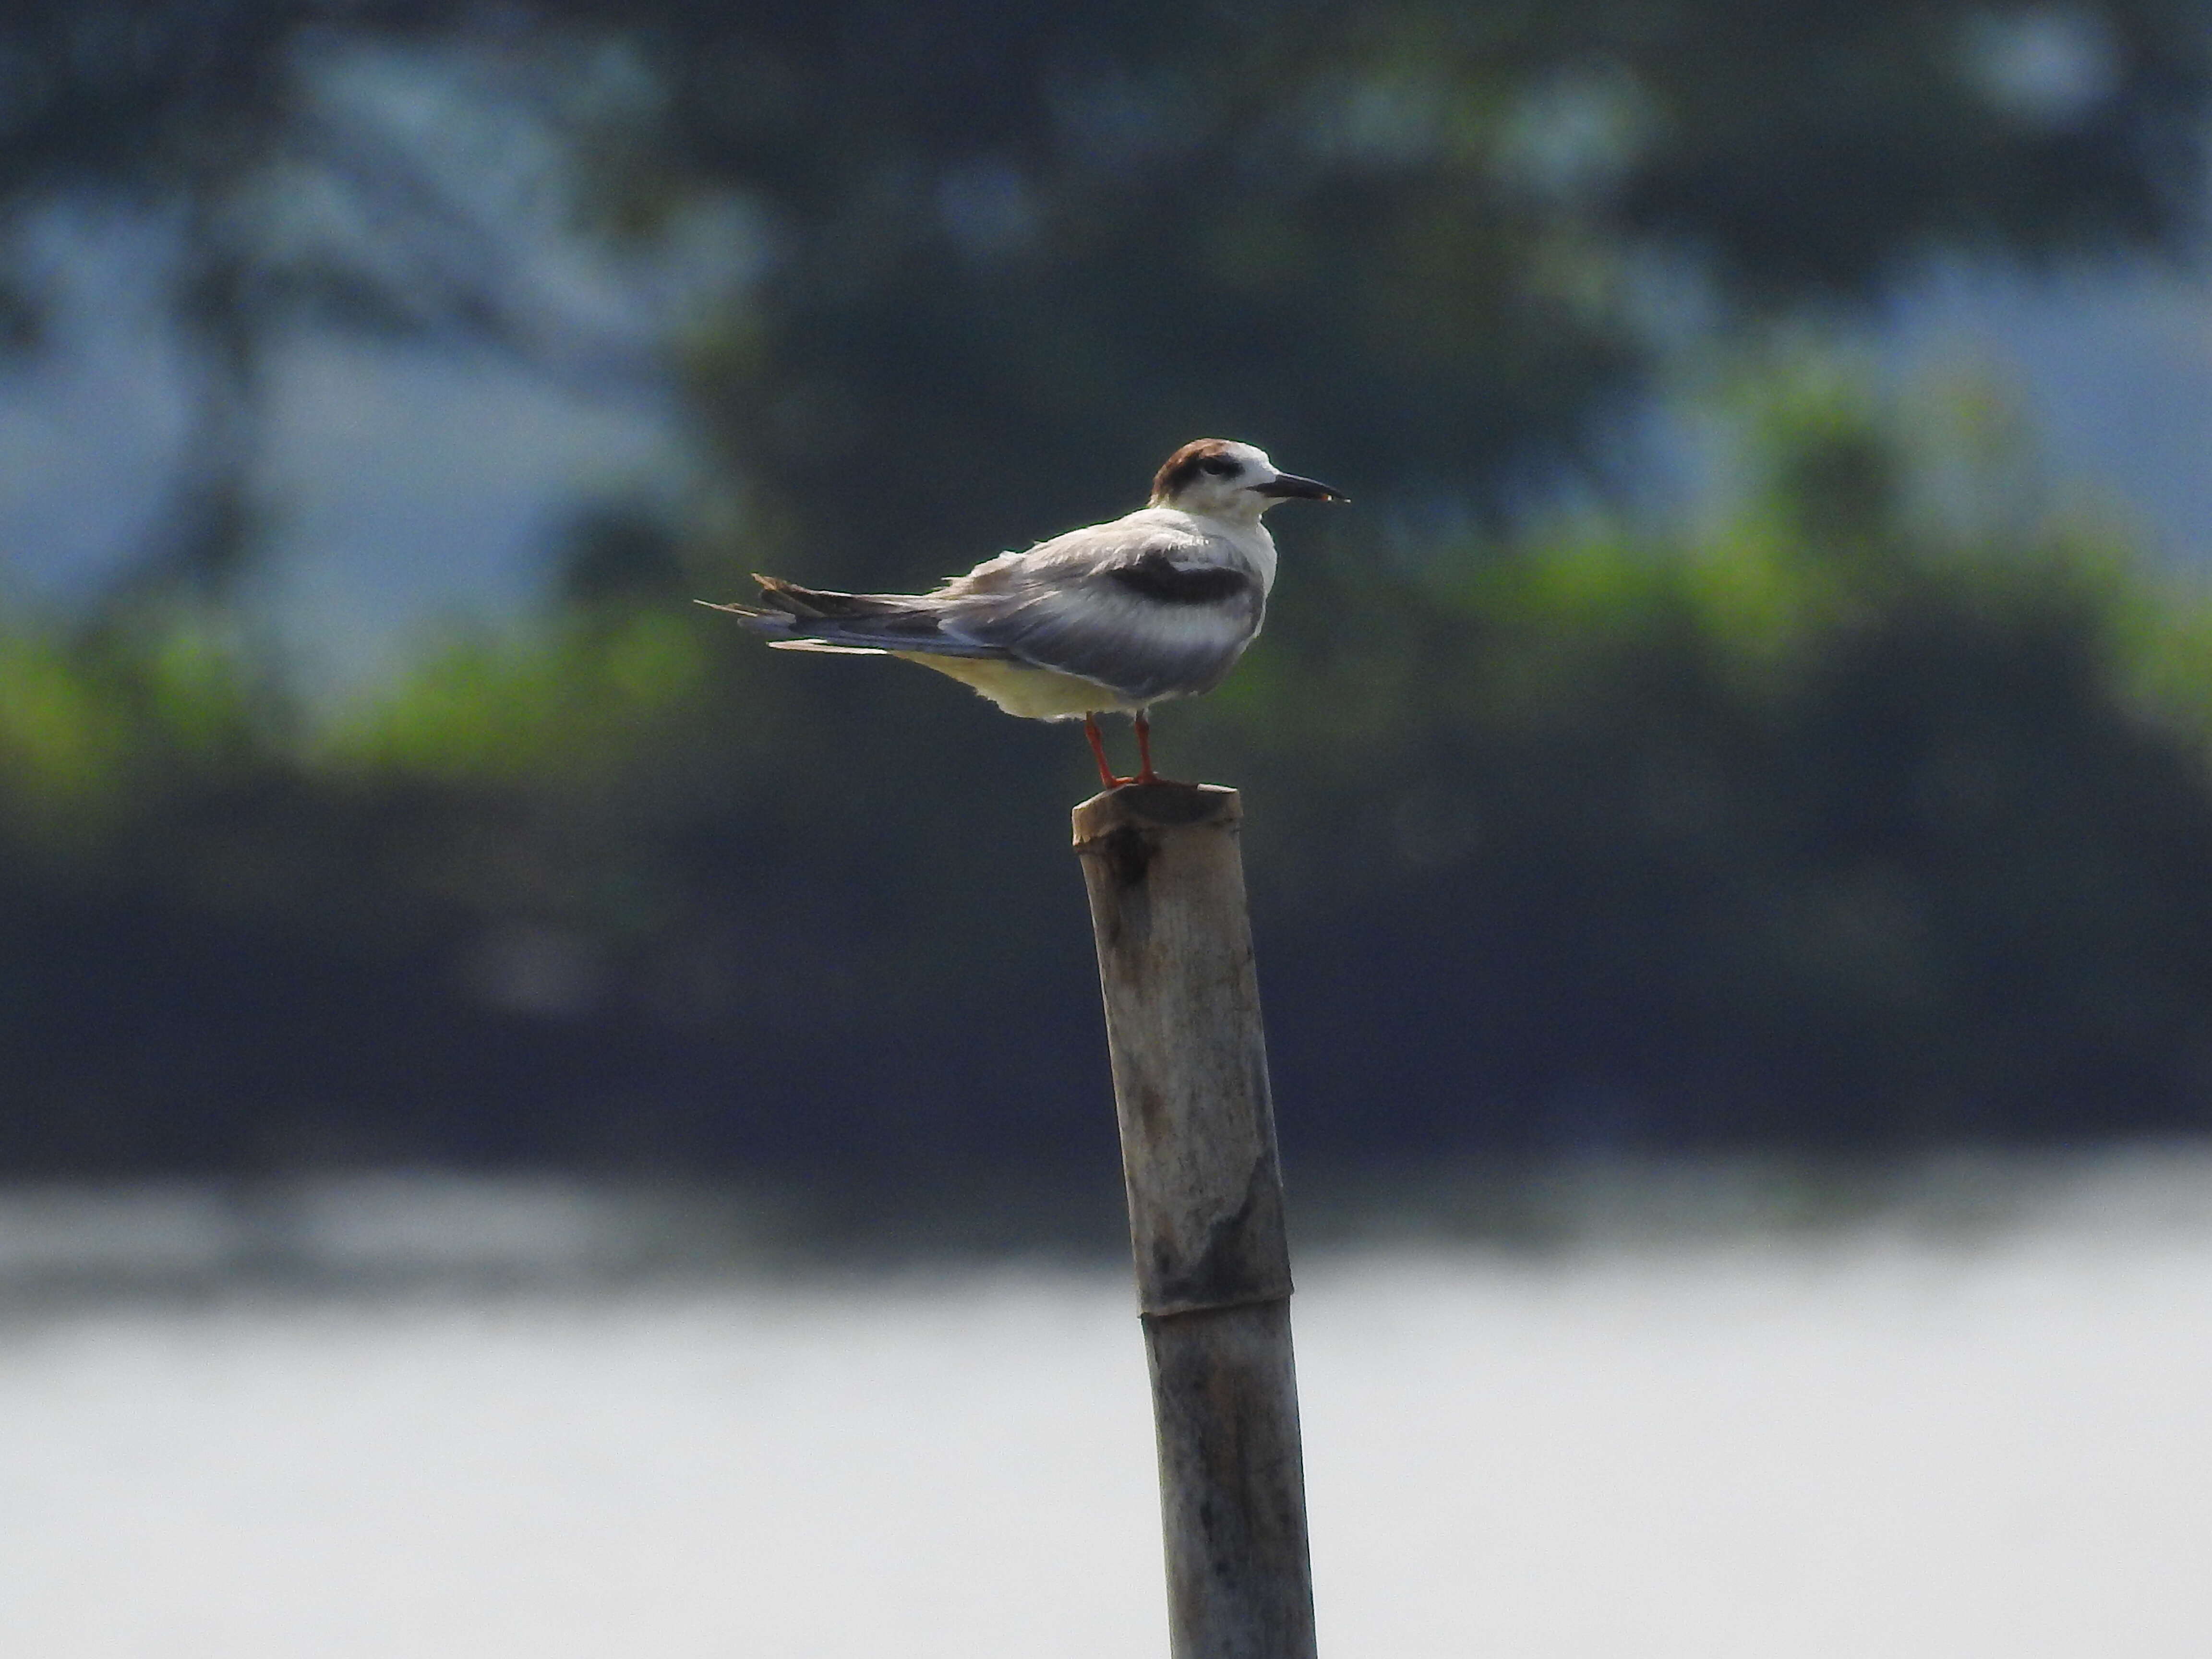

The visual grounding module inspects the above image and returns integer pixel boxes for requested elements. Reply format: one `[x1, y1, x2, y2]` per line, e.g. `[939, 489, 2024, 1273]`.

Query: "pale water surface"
[4, 1157, 2211, 1657]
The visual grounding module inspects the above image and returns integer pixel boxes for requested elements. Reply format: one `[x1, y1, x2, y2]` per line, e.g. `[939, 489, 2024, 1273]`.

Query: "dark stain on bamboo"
[1101, 822, 1156, 890]
[1150, 1156, 1288, 1315]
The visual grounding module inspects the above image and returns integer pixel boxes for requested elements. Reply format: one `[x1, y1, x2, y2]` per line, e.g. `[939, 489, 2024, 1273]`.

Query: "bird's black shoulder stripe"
[1107, 551, 1253, 604]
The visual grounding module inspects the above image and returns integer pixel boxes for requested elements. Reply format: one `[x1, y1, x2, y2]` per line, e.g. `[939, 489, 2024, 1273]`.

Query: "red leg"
[1084, 715, 1130, 790]
[1132, 710, 1160, 784]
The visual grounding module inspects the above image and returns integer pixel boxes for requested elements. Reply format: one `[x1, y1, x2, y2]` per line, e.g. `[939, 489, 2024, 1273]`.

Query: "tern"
[701, 438, 1344, 788]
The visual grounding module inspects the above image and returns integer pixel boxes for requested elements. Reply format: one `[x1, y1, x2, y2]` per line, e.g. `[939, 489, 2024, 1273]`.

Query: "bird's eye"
[1200, 457, 1238, 478]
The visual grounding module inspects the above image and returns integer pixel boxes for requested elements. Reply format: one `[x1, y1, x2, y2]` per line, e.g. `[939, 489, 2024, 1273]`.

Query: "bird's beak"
[1252, 472, 1346, 502]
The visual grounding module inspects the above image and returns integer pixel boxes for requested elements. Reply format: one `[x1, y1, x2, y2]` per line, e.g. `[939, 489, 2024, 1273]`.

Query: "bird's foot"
[1086, 712, 1190, 789]
[1128, 712, 1163, 787]
[1083, 716, 1131, 790]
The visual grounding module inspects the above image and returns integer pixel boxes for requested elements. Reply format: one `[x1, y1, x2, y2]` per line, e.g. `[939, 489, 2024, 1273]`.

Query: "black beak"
[1252, 472, 1346, 502]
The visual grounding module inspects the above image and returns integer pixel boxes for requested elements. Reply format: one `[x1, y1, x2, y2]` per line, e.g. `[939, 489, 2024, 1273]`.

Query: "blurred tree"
[2, 2, 2211, 1183]
[0, 0, 2203, 599]
[5, 362, 2212, 1177]
[597, 0, 2212, 574]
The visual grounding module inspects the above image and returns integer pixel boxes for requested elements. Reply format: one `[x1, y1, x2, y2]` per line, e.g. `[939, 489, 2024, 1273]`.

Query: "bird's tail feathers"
[694, 599, 769, 620]
[699, 575, 1010, 660]
[694, 575, 904, 622]
[749, 574, 915, 620]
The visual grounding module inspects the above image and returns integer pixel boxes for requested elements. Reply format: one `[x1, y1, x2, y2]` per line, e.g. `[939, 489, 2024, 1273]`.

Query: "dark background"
[3, 0, 2211, 1192]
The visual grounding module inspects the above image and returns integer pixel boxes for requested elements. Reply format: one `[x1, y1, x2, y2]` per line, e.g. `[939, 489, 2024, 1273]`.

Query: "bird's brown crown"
[1150, 439, 1241, 506]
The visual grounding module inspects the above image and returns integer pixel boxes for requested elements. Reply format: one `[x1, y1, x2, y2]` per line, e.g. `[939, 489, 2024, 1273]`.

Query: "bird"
[700, 438, 1344, 789]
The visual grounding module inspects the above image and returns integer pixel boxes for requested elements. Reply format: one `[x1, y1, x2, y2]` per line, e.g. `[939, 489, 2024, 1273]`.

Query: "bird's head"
[1149, 439, 1346, 520]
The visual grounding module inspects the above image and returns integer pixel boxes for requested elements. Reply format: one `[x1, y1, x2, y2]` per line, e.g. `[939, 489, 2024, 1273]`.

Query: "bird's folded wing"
[937, 534, 1263, 703]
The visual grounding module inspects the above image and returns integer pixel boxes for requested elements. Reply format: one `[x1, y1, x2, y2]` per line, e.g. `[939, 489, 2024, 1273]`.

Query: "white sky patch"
[249, 335, 687, 696]
[1961, 7, 2123, 130]
[1880, 257, 2212, 564]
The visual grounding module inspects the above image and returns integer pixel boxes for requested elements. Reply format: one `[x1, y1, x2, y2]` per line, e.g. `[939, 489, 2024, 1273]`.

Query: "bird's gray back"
[929, 515, 1268, 703]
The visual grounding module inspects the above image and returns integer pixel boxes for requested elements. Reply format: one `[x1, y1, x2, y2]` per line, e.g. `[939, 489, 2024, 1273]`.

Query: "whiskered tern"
[701, 438, 1344, 788]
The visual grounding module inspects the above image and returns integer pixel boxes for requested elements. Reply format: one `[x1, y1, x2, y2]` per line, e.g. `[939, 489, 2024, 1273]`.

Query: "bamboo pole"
[1072, 781, 1318, 1659]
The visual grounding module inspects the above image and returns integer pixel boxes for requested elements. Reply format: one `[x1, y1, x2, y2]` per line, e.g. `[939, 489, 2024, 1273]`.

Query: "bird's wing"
[933, 525, 1264, 703]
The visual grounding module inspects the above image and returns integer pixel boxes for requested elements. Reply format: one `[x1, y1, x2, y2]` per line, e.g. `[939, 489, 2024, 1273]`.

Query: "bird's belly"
[892, 654, 1141, 720]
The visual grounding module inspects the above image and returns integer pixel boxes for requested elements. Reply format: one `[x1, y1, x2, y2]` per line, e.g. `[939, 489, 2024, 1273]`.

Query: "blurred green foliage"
[1, 3, 2210, 1172]
[5, 384, 2211, 1173]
